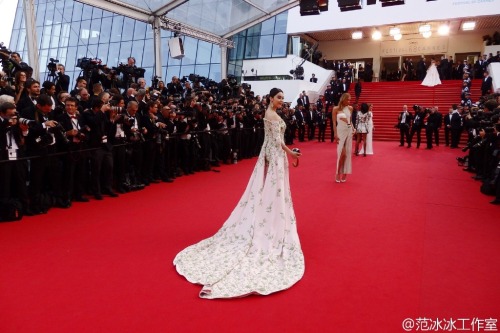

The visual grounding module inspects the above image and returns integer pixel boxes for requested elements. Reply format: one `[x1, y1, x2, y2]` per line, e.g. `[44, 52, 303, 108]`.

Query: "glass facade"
[228, 12, 289, 79]
[9, 0, 222, 88]
[9, 0, 289, 88]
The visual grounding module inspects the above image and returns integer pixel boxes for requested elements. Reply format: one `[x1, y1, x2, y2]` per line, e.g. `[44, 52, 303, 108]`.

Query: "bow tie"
[70, 115, 77, 119]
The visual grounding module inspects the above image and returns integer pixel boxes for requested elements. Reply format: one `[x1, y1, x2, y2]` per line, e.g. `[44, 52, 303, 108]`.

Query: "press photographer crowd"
[0, 47, 325, 221]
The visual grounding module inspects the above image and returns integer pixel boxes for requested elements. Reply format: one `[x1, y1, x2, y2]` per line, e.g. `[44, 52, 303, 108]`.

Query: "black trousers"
[399, 125, 410, 145]
[318, 124, 326, 142]
[409, 126, 422, 148]
[444, 127, 451, 146]
[0, 159, 29, 211]
[90, 147, 113, 195]
[451, 128, 462, 148]
[425, 127, 434, 148]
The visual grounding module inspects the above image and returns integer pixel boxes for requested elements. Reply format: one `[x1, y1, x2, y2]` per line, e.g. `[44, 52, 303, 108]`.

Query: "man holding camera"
[56, 97, 89, 203]
[21, 94, 68, 212]
[55, 64, 70, 94]
[0, 101, 30, 216]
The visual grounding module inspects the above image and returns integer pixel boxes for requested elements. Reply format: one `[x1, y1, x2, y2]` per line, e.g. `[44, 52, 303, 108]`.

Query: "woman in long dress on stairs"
[421, 59, 442, 87]
[174, 88, 305, 299]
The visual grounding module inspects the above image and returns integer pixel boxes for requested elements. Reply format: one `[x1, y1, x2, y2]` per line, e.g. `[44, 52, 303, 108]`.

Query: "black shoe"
[399, 144, 404, 147]
[94, 194, 103, 200]
[162, 178, 174, 183]
[150, 178, 161, 184]
[103, 190, 118, 197]
[56, 199, 72, 208]
[74, 196, 89, 202]
[407, 145, 411, 148]
[473, 175, 483, 181]
[490, 199, 500, 205]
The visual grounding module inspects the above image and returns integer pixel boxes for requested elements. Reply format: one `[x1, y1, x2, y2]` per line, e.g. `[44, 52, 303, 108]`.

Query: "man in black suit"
[16, 79, 41, 112]
[425, 107, 440, 149]
[309, 74, 317, 83]
[481, 71, 493, 96]
[474, 55, 487, 79]
[339, 78, 350, 95]
[294, 106, 306, 142]
[81, 99, 117, 200]
[417, 57, 426, 81]
[297, 91, 310, 111]
[55, 64, 70, 94]
[444, 109, 453, 147]
[408, 105, 424, 148]
[438, 55, 448, 80]
[305, 103, 318, 141]
[432, 106, 443, 146]
[398, 105, 412, 147]
[317, 107, 327, 142]
[56, 97, 89, 202]
[449, 105, 462, 149]
[21, 94, 67, 212]
[0, 102, 30, 215]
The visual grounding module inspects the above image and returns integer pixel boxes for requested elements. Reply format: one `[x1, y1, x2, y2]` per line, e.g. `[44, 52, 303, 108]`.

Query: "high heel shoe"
[341, 175, 347, 183]
[355, 150, 359, 156]
[363, 153, 366, 157]
[335, 175, 341, 183]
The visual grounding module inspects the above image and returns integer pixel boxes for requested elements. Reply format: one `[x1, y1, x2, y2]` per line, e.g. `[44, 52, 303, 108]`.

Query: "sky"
[0, 0, 19, 49]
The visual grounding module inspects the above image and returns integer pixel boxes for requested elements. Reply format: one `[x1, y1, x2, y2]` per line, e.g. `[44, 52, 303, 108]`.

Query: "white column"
[23, 0, 40, 81]
[152, 16, 163, 80]
[220, 46, 227, 80]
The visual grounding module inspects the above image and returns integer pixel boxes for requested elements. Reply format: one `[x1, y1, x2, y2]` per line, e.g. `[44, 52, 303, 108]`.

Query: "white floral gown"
[174, 117, 305, 299]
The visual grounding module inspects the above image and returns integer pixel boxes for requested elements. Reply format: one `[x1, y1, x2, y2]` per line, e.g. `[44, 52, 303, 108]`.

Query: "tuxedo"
[449, 110, 462, 148]
[309, 77, 317, 83]
[56, 112, 89, 201]
[398, 111, 412, 146]
[481, 75, 493, 96]
[409, 111, 424, 148]
[297, 95, 310, 111]
[294, 109, 305, 142]
[305, 109, 317, 140]
[474, 60, 486, 79]
[339, 82, 350, 94]
[0, 117, 29, 213]
[81, 108, 114, 197]
[444, 112, 452, 146]
[317, 111, 327, 142]
[425, 112, 441, 149]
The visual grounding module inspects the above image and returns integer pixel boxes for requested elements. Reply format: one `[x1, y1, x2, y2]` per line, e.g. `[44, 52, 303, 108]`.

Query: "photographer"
[0, 72, 15, 98]
[22, 94, 68, 213]
[55, 64, 70, 94]
[56, 97, 89, 203]
[397, 105, 412, 147]
[123, 101, 146, 190]
[81, 99, 117, 200]
[0, 101, 30, 216]
[140, 100, 164, 185]
[409, 105, 424, 148]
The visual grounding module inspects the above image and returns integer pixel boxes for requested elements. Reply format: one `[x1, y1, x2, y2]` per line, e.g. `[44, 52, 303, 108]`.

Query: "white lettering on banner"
[380, 38, 449, 56]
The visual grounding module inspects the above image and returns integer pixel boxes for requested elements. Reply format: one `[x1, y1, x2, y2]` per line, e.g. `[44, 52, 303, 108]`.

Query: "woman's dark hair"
[360, 103, 369, 114]
[266, 88, 283, 104]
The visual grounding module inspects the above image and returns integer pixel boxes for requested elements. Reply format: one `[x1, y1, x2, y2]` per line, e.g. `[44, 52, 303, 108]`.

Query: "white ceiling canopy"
[76, 0, 298, 43]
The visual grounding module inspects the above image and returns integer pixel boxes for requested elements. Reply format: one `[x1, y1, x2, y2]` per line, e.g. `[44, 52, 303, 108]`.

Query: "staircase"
[354, 79, 482, 141]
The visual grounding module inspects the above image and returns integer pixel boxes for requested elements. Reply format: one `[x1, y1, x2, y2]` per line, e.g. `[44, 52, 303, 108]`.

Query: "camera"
[47, 58, 59, 73]
[49, 123, 70, 146]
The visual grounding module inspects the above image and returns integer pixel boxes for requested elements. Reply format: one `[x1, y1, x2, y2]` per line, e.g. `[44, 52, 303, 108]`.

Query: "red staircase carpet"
[1, 141, 499, 333]
[356, 79, 482, 141]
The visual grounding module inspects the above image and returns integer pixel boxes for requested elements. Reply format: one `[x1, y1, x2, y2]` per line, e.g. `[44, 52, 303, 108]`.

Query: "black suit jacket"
[450, 112, 462, 130]
[481, 76, 493, 95]
[56, 73, 71, 93]
[0, 118, 25, 160]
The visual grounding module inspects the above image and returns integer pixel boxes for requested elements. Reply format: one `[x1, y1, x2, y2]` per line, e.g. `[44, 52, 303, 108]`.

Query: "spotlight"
[419, 24, 431, 33]
[372, 30, 382, 40]
[394, 33, 402, 41]
[389, 27, 400, 36]
[351, 31, 363, 40]
[438, 24, 450, 36]
[422, 31, 432, 38]
[462, 21, 476, 31]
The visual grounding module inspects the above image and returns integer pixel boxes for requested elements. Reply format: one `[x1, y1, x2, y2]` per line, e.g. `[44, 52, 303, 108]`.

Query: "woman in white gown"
[174, 88, 304, 299]
[332, 93, 354, 182]
[421, 59, 442, 87]
[359, 104, 374, 155]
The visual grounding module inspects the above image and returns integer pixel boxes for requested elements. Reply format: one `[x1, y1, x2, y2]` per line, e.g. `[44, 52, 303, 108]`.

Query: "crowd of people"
[396, 75, 500, 204]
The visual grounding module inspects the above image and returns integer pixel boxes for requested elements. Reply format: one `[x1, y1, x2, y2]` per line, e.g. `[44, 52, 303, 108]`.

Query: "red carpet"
[1, 141, 499, 332]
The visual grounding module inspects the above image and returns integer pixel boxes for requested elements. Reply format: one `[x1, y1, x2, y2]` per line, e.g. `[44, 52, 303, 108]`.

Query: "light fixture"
[394, 33, 402, 41]
[422, 31, 432, 38]
[419, 24, 431, 33]
[438, 24, 450, 36]
[389, 27, 400, 36]
[352, 31, 363, 39]
[462, 21, 476, 31]
[372, 30, 382, 40]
